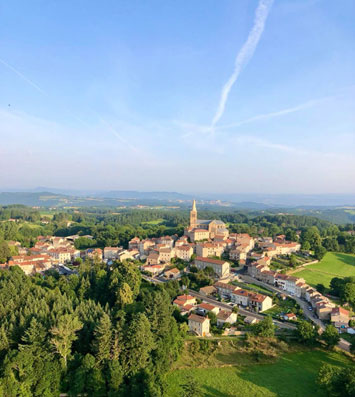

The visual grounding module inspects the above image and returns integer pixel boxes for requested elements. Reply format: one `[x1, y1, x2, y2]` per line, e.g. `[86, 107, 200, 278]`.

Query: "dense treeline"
[0, 205, 41, 222]
[0, 261, 185, 396]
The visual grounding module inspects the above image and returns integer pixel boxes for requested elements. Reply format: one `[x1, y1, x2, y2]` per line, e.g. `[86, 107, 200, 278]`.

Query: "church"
[185, 200, 229, 242]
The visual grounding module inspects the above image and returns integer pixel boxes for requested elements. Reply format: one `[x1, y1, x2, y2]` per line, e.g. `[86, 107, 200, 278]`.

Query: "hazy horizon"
[1, 0, 355, 193]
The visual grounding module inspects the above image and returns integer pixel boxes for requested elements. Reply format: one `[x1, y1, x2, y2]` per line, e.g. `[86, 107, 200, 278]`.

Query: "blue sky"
[1, 0, 354, 193]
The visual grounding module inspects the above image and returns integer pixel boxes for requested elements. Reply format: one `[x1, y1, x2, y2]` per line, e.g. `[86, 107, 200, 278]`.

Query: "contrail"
[0, 58, 47, 95]
[211, 0, 274, 129]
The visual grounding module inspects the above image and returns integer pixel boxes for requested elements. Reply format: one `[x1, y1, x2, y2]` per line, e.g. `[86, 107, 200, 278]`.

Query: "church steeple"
[190, 200, 197, 229]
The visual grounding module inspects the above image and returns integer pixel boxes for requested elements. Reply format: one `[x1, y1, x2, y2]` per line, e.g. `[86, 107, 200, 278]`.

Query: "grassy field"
[293, 252, 355, 288]
[166, 348, 350, 397]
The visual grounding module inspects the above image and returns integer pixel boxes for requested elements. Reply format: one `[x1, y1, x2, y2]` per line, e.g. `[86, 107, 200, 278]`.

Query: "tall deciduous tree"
[321, 325, 340, 349]
[50, 314, 83, 367]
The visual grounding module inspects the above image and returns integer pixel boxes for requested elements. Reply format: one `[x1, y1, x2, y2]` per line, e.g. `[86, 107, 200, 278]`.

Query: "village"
[0, 200, 352, 339]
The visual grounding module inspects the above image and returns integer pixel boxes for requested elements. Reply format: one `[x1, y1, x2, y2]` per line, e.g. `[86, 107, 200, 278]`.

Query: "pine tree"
[93, 312, 113, 363]
[123, 313, 155, 375]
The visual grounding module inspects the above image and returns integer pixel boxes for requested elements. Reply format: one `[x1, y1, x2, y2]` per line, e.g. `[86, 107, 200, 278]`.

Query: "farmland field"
[293, 252, 355, 287]
[165, 348, 350, 397]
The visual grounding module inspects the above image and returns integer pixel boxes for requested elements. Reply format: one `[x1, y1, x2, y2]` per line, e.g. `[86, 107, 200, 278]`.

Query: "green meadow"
[293, 252, 355, 287]
[165, 349, 350, 397]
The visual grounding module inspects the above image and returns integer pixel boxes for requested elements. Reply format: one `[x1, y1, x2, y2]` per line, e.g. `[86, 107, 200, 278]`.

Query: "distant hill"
[97, 190, 193, 200]
[0, 191, 355, 224]
[0, 192, 68, 206]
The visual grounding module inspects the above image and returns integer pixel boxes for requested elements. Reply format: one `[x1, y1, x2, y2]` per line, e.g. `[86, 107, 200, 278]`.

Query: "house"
[229, 248, 247, 261]
[163, 267, 181, 279]
[86, 248, 103, 260]
[248, 293, 273, 313]
[48, 248, 72, 263]
[214, 281, 239, 299]
[259, 270, 276, 285]
[173, 295, 196, 308]
[316, 303, 334, 320]
[158, 247, 173, 263]
[249, 252, 265, 261]
[103, 247, 121, 260]
[142, 264, 165, 276]
[188, 314, 210, 336]
[195, 257, 230, 278]
[216, 310, 237, 327]
[331, 307, 350, 329]
[197, 302, 220, 315]
[274, 273, 288, 289]
[175, 236, 189, 246]
[196, 242, 224, 258]
[158, 236, 174, 248]
[232, 289, 250, 306]
[118, 249, 139, 261]
[284, 313, 297, 321]
[146, 252, 160, 265]
[187, 228, 210, 242]
[128, 237, 140, 250]
[138, 239, 155, 255]
[244, 316, 258, 325]
[199, 285, 217, 296]
[174, 244, 193, 261]
[274, 242, 301, 255]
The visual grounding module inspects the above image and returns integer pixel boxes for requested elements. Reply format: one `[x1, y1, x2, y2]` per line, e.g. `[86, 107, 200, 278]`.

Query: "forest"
[0, 259, 185, 396]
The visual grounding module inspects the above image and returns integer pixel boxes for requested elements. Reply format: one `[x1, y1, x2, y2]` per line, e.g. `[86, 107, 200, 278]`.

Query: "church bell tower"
[190, 200, 197, 229]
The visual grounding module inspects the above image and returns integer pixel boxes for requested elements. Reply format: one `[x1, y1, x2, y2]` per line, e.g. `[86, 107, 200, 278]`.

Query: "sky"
[0, 0, 354, 194]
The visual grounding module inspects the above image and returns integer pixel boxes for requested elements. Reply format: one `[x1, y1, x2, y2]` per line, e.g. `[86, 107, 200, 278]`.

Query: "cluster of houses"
[0, 236, 81, 275]
[128, 202, 302, 280]
[173, 293, 238, 336]
[208, 282, 273, 312]
[0, 235, 138, 275]
[246, 255, 354, 330]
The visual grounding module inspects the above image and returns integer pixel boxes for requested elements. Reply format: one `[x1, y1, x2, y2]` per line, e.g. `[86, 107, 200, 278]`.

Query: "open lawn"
[165, 349, 350, 397]
[141, 218, 165, 225]
[293, 252, 355, 288]
[233, 281, 273, 296]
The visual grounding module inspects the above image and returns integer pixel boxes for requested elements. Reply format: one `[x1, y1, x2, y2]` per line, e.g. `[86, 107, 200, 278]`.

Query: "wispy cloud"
[232, 135, 305, 154]
[217, 96, 332, 130]
[96, 115, 140, 153]
[0, 58, 47, 95]
[211, 0, 274, 128]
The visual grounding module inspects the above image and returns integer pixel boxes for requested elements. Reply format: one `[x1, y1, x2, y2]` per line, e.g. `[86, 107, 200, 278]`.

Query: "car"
[308, 307, 312, 311]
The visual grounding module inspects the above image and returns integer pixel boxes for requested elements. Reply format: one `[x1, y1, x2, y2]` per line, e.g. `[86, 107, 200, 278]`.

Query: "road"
[240, 275, 351, 353]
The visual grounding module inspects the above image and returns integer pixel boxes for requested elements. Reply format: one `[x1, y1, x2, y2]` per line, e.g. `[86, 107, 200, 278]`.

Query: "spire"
[192, 199, 197, 212]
